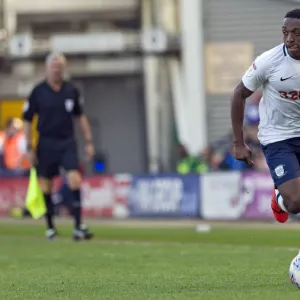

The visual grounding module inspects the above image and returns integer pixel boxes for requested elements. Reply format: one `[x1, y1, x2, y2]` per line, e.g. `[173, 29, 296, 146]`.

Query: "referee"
[23, 52, 95, 241]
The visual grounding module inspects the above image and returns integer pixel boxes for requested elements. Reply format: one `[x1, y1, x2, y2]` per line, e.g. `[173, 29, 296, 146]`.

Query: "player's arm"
[77, 115, 93, 144]
[231, 55, 270, 144]
[77, 115, 95, 161]
[73, 88, 95, 160]
[231, 82, 254, 144]
[22, 88, 38, 150]
[73, 88, 93, 144]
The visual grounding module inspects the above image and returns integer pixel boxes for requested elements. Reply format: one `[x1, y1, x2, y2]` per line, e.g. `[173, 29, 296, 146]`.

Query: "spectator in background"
[209, 100, 262, 171]
[175, 89, 265, 172]
[244, 103, 260, 148]
[243, 102, 268, 171]
[211, 137, 250, 171]
[0, 129, 5, 169]
[209, 134, 233, 171]
[1, 118, 30, 177]
[176, 144, 209, 174]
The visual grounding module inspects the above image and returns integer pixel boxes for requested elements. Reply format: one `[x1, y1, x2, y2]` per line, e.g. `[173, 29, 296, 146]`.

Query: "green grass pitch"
[0, 220, 300, 299]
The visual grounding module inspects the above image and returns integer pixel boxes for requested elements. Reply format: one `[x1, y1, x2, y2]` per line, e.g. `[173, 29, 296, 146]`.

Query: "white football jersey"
[242, 43, 300, 146]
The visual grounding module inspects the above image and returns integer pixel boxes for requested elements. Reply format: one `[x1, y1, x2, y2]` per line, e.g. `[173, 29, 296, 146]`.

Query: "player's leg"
[56, 179, 74, 215]
[66, 170, 93, 240]
[36, 138, 60, 239]
[62, 139, 93, 240]
[39, 177, 56, 238]
[277, 178, 300, 214]
[262, 140, 300, 222]
[278, 148, 300, 214]
[66, 170, 82, 229]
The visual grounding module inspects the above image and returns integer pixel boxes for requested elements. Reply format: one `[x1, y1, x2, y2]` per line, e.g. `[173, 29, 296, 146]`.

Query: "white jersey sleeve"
[242, 53, 273, 92]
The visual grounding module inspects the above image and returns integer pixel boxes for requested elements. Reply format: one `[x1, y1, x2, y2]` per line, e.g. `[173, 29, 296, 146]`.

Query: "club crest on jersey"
[65, 99, 74, 112]
[274, 164, 286, 178]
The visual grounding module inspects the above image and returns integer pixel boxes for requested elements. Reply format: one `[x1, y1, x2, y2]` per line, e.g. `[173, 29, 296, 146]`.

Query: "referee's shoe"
[73, 224, 94, 241]
[45, 225, 93, 241]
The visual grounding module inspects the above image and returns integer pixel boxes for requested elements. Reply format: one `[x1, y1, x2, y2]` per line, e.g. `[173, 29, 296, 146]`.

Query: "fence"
[0, 171, 276, 220]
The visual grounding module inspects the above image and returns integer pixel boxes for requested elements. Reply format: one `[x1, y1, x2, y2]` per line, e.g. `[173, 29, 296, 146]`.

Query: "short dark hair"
[285, 9, 300, 19]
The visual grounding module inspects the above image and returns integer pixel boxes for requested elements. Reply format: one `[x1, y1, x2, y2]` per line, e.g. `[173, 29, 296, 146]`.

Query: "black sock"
[72, 189, 81, 230]
[44, 193, 54, 230]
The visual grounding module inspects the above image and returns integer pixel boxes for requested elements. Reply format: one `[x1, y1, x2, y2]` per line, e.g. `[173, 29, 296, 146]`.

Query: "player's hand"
[26, 149, 37, 167]
[85, 142, 95, 161]
[233, 141, 254, 166]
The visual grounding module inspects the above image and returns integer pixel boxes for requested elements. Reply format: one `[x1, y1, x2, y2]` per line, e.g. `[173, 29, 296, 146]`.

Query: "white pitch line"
[0, 234, 299, 253]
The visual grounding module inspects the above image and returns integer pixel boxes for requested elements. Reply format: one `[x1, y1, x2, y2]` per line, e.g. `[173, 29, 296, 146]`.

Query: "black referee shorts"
[36, 136, 79, 179]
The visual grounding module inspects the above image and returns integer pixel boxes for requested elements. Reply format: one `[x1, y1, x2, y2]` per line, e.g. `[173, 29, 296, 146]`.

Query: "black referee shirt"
[23, 81, 83, 139]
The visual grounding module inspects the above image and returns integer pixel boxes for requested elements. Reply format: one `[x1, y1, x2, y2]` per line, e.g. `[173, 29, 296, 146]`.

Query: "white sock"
[276, 190, 288, 213]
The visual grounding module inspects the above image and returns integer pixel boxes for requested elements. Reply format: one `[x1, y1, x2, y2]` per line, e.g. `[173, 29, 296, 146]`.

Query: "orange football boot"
[271, 189, 288, 223]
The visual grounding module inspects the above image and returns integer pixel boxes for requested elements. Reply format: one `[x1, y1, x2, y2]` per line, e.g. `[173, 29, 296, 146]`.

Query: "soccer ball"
[289, 252, 300, 288]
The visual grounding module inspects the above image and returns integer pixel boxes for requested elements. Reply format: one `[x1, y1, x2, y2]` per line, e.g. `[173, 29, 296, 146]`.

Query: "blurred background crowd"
[0, 0, 293, 179]
[0, 117, 30, 177]
[0, 89, 267, 178]
[176, 88, 268, 175]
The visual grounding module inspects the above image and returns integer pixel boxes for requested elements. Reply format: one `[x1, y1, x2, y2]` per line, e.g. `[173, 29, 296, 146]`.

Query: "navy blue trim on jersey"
[283, 44, 287, 56]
